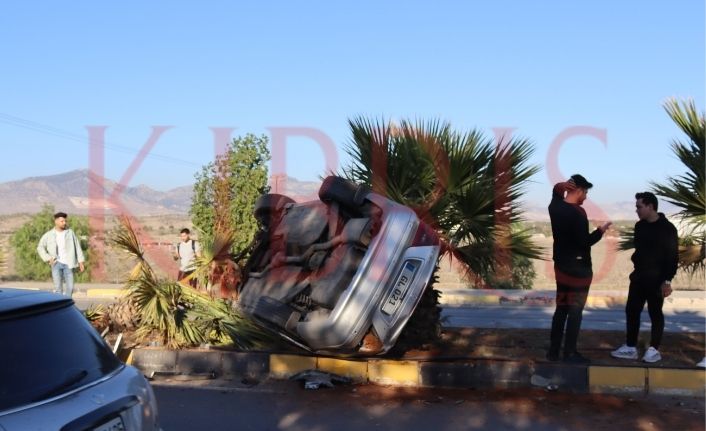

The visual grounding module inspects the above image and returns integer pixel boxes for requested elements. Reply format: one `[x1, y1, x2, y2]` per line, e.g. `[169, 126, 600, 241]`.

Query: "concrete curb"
[128, 348, 706, 396]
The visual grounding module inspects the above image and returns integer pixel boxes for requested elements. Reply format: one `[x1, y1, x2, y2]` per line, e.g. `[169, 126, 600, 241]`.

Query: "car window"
[0, 304, 122, 412]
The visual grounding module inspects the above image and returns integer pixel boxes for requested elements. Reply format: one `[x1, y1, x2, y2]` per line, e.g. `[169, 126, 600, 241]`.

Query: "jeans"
[549, 263, 592, 355]
[51, 262, 74, 297]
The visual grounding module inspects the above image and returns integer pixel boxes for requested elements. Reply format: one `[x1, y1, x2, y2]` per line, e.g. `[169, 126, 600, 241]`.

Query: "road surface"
[441, 305, 706, 332]
[71, 299, 706, 333]
[151, 379, 705, 431]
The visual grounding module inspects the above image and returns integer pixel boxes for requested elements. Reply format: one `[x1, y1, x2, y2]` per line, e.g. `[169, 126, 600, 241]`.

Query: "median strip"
[128, 348, 705, 396]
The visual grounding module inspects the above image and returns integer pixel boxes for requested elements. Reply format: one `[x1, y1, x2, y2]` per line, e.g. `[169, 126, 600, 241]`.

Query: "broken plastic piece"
[290, 369, 352, 390]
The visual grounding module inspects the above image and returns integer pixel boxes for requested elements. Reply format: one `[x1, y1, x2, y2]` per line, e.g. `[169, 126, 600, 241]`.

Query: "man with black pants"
[547, 174, 611, 364]
[611, 192, 678, 363]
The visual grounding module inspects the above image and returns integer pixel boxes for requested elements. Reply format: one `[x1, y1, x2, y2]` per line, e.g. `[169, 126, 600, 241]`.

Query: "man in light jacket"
[37, 211, 85, 297]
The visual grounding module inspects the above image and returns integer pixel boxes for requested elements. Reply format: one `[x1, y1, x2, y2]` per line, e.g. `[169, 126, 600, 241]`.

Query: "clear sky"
[1, 1, 704, 209]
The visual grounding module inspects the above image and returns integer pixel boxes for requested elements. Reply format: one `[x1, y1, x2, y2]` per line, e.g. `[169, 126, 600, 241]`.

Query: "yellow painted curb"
[125, 350, 134, 365]
[368, 360, 419, 386]
[317, 357, 368, 381]
[270, 354, 317, 378]
[649, 369, 706, 394]
[86, 288, 125, 297]
[589, 367, 645, 393]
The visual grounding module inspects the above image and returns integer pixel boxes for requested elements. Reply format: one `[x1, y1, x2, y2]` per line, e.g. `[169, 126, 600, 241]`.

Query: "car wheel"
[254, 194, 295, 227]
[318, 176, 368, 211]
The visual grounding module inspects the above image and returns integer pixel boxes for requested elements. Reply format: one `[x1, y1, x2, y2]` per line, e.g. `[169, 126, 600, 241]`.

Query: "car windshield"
[0, 303, 122, 412]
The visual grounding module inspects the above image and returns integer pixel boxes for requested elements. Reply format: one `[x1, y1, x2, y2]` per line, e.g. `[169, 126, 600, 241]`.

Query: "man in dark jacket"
[547, 174, 611, 364]
[611, 192, 678, 363]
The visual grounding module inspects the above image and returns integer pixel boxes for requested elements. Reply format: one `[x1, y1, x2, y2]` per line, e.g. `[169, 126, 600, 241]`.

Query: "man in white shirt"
[37, 212, 85, 297]
[173, 228, 201, 287]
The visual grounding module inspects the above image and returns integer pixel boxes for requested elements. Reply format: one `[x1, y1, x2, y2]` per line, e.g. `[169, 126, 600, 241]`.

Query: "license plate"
[381, 260, 418, 316]
[93, 417, 125, 431]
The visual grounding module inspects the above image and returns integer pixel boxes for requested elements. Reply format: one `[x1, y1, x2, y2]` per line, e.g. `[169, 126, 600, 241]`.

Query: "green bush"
[478, 254, 536, 290]
[0, 246, 6, 277]
[190, 133, 270, 254]
[10, 205, 91, 281]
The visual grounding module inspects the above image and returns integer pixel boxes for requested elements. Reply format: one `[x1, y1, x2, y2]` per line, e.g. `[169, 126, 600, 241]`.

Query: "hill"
[0, 170, 321, 216]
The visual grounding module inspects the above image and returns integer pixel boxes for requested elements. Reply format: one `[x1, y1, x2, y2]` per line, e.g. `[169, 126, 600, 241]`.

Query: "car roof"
[0, 288, 73, 317]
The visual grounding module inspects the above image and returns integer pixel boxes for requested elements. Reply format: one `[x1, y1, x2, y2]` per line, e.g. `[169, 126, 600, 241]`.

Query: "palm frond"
[129, 271, 205, 349]
[179, 284, 277, 349]
[111, 216, 268, 349]
[653, 99, 706, 224]
[677, 232, 706, 275]
[649, 99, 706, 272]
[83, 303, 106, 321]
[618, 226, 635, 251]
[189, 229, 241, 296]
[342, 116, 541, 279]
[110, 215, 150, 280]
[190, 229, 229, 284]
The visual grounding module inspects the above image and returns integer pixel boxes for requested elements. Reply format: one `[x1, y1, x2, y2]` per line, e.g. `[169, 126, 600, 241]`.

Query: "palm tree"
[628, 99, 705, 273]
[110, 216, 274, 349]
[343, 117, 541, 274]
[342, 117, 541, 348]
[189, 229, 241, 298]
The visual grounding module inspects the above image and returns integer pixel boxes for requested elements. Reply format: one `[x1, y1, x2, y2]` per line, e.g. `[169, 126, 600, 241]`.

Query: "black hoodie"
[548, 186, 603, 268]
[631, 213, 679, 283]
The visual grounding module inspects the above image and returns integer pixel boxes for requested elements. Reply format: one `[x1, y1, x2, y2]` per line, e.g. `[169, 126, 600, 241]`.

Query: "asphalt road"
[441, 305, 706, 333]
[5, 282, 701, 333]
[151, 380, 705, 431]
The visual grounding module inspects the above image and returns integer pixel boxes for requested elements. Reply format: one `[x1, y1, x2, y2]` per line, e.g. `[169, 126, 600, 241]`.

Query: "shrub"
[10, 205, 91, 281]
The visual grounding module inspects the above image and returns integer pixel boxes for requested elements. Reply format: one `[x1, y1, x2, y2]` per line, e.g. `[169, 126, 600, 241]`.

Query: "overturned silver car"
[237, 176, 440, 356]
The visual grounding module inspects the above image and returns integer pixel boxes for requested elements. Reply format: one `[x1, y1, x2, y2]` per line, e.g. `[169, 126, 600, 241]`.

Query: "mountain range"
[0, 170, 677, 220]
[0, 170, 323, 216]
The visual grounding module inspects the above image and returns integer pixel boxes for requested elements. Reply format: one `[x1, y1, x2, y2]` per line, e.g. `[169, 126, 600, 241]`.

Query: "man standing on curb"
[547, 174, 611, 364]
[173, 228, 201, 287]
[611, 192, 678, 363]
[37, 211, 85, 297]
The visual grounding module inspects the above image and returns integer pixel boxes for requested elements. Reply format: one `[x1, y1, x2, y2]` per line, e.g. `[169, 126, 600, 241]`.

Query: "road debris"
[290, 370, 352, 390]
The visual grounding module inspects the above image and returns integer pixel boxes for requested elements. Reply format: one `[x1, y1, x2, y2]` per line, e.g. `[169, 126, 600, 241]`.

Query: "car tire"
[254, 194, 295, 227]
[318, 176, 368, 211]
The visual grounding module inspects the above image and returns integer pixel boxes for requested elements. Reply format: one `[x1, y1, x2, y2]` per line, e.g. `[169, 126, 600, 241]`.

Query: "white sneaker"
[697, 357, 706, 368]
[611, 344, 638, 360]
[642, 347, 662, 363]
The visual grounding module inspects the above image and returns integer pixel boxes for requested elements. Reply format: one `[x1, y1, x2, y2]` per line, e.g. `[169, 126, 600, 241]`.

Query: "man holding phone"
[547, 174, 612, 364]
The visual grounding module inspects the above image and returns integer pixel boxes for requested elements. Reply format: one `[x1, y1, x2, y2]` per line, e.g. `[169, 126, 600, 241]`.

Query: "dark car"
[237, 176, 440, 356]
[0, 288, 161, 430]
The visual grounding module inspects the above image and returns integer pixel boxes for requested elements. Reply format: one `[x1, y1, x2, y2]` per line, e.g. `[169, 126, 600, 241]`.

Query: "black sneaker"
[563, 352, 590, 364]
[546, 350, 560, 362]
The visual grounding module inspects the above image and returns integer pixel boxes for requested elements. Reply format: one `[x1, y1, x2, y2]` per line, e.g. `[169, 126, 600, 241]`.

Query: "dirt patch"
[128, 326, 705, 369]
[397, 328, 705, 367]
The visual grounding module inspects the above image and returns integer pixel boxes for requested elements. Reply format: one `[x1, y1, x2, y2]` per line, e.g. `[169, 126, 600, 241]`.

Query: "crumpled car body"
[237, 176, 440, 356]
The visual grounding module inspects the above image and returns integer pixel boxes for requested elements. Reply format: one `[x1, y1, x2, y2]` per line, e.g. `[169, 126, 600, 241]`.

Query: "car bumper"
[296, 195, 440, 354]
[0, 365, 160, 431]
